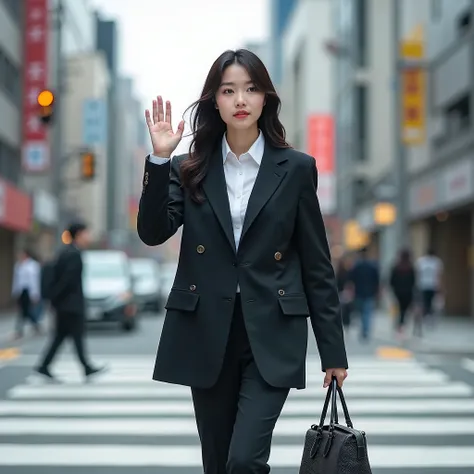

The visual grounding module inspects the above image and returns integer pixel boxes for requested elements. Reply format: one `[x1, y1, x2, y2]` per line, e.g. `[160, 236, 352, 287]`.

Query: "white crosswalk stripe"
[1, 354, 474, 471]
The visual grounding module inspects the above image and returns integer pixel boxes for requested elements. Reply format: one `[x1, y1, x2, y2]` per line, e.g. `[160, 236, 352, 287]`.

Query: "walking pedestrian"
[34, 222, 105, 382]
[347, 247, 380, 341]
[11, 249, 42, 339]
[138, 49, 348, 474]
[415, 247, 444, 331]
[389, 248, 416, 339]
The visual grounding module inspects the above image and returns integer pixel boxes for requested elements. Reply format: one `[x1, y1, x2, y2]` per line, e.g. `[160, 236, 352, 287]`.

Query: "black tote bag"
[299, 377, 372, 474]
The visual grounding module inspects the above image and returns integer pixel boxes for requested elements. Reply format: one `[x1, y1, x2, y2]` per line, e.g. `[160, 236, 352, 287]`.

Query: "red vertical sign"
[307, 114, 334, 172]
[307, 114, 335, 215]
[22, 0, 50, 172]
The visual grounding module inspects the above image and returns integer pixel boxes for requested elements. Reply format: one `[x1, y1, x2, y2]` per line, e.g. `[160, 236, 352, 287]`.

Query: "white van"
[82, 250, 138, 331]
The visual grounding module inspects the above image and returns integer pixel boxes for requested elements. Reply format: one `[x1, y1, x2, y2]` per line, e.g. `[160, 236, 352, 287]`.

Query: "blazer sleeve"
[137, 155, 184, 246]
[295, 156, 348, 371]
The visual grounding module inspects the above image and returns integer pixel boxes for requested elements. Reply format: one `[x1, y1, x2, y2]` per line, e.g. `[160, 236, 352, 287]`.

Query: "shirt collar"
[222, 130, 265, 165]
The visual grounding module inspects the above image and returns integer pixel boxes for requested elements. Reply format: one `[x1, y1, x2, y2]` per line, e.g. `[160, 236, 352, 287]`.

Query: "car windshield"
[84, 261, 128, 279]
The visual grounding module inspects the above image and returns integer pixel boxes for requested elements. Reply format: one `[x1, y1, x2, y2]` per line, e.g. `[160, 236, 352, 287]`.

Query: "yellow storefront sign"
[400, 25, 425, 146]
[344, 220, 369, 251]
[374, 202, 397, 226]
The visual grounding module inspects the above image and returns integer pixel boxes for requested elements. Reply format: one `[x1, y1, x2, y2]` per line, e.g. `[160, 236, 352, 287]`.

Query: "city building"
[268, 0, 298, 89]
[95, 13, 119, 236]
[280, 0, 338, 251]
[332, 0, 473, 317]
[243, 40, 271, 70]
[331, 0, 402, 274]
[0, 0, 34, 308]
[406, 0, 474, 317]
[105, 76, 142, 251]
[61, 52, 110, 243]
[22, 0, 97, 262]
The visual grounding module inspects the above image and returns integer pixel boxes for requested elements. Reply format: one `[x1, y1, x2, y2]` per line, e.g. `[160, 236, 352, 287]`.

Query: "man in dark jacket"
[348, 247, 380, 341]
[35, 222, 104, 381]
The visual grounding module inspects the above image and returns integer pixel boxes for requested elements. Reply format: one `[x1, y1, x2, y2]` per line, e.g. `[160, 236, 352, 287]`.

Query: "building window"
[0, 48, 21, 106]
[2, 0, 23, 26]
[355, 0, 367, 67]
[457, 10, 471, 36]
[0, 140, 21, 185]
[354, 85, 368, 161]
[445, 93, 470, 135]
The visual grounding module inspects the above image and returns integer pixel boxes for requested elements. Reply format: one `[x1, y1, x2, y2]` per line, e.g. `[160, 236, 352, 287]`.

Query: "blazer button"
[274, 251, 282, 261]
[189, 284, 196, 291]
[278, 289, 285, 296]
[196, 245, 205, 254]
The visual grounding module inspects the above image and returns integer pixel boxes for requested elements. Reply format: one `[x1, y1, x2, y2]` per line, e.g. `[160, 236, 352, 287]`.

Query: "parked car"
[82, 250, 138, 331]
[130, 258, 163, 312]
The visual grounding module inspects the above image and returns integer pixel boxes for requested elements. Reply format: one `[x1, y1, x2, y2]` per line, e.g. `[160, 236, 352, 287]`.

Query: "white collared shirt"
[149, 131, 265, 292]
[149, 131, 264, 251]
[11, 257, 41, 300]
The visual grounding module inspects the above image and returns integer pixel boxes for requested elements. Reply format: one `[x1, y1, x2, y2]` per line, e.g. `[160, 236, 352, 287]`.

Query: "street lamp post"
[392, 0, 409, 249]
[51, 0, 65, 249]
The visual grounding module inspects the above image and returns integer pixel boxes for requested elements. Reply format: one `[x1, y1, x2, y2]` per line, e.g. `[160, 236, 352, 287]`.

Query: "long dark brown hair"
[180, 49, 291, 203]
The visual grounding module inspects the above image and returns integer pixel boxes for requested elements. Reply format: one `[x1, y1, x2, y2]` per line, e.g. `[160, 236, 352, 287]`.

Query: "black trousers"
[395, 293, 413, 329]
[191, 294, 289, 474]
[421, 289, 436, 316]
[39, 312, 91, 372]
[16, 289, 39, 335]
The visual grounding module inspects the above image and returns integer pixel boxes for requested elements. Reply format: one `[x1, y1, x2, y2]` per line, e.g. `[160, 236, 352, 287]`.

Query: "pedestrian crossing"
[1, 354, 474, 472]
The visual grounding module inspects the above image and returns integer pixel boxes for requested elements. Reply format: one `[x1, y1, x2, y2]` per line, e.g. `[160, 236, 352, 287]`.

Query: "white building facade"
[280, 0, 337, 220]
[62, 52, 110, 243]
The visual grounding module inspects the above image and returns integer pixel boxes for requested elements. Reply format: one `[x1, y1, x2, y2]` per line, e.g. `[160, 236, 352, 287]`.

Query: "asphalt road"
[0, 312, 474, 474]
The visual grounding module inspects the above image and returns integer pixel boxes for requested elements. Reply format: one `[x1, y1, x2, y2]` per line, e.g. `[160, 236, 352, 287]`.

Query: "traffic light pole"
[52, 0, 65, 249]
[392, 0, 409, 248]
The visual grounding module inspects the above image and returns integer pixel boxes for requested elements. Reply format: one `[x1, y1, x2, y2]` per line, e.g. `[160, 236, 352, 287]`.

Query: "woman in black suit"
[138, 49, 348, 474]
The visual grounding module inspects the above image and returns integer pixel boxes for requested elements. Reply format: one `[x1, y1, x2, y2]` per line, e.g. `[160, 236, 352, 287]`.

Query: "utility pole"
[52, 0, 64, 248]
[392, 0, 408, 248]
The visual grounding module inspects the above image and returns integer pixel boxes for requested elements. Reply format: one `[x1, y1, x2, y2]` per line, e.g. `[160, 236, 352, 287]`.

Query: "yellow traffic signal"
[37, 89, 55, 124]
[81, 152, 95, 180]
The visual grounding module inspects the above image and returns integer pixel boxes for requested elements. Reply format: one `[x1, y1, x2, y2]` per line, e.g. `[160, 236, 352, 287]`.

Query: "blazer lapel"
[202, 148, 237, 253]
[240, 144, 288, 244]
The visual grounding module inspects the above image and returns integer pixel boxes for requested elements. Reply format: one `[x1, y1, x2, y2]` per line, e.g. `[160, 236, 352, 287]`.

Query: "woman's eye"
[248, 87, 257, 92]
[223, 89, 233, 94]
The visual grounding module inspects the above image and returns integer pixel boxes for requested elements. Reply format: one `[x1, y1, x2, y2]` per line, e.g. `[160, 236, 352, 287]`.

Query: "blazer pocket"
[165, 288, 200, 312]
[278, 294, 310, 317]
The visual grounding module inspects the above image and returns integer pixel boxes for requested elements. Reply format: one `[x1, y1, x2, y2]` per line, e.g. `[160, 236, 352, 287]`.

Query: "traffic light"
[37, 89, 55, 124]
[81, 152, 95, 180]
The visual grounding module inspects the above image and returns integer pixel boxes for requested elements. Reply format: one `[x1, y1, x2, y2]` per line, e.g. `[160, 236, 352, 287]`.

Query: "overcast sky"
[90, 0, 269, 153]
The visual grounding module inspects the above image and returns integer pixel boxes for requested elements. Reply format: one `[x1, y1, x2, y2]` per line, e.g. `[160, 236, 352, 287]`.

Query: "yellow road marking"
[376, 346, 413, 359]
[0, 347, 20, 360]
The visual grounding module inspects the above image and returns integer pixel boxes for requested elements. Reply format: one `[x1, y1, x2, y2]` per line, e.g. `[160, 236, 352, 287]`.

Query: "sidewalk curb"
[372, 331, 474, 357]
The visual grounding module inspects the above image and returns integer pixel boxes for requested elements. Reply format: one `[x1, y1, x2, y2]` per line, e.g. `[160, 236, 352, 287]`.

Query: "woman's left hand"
[324, 368, 347, 388]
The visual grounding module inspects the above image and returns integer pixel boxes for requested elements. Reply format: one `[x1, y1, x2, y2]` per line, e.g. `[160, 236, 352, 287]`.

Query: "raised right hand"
[145, 96, 185, 157]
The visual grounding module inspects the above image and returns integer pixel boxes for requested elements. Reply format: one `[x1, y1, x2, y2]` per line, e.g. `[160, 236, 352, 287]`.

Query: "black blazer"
[137, 142, 348, 389]
[50, 244, 85, 316]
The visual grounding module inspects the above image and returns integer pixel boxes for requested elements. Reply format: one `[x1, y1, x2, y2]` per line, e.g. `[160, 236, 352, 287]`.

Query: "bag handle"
[317, 376, 353, 429]
[317, 378, 335, 428]
[333, 376, 353, 428]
